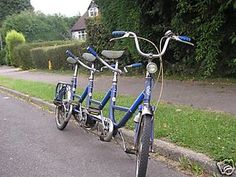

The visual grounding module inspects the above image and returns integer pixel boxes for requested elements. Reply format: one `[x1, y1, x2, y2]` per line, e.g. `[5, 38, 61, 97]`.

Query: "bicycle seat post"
[112, 60, 119, 84]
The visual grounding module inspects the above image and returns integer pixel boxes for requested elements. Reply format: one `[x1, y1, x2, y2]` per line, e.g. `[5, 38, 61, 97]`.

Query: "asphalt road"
[0, 66, 235, 114]
[0, 92, 187, 177]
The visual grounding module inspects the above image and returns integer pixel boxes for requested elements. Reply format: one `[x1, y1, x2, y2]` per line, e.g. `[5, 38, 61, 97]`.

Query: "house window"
[89, 7, 98, 17]
[78, 30, 87, 40]
[72, 30, 86, 40]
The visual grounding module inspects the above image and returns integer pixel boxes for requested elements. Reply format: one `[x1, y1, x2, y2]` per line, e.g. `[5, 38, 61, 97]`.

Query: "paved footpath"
[0, 66, 235, 114]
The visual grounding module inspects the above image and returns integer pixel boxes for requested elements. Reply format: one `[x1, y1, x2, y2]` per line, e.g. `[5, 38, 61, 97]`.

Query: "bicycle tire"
[135, 115, 152, 177]
[55, 85, 72, 130]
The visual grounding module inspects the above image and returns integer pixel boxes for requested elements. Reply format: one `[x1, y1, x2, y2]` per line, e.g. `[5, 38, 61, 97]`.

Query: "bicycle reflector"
[146, 62, 157, 73]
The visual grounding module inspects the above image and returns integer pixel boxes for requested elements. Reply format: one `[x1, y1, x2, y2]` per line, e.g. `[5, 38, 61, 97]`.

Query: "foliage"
[91, 0, 141, 64]
[5, 30, 25, 66]
[96, 0, 140, 32]
[13, 40, 82, 70]
[2, 11, 78, 42]
[171, 0, 236, 77]
[86, 17, 112, 52]
[94, 0, 236, 78]
[13, 44, 34, 69]
[0, 49, 6, 65]
[31, 42, 83, 70]
[0, 0, 33, 26]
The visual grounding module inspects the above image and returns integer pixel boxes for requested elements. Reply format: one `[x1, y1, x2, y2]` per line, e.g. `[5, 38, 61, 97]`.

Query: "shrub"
[86, 17, 139, 66]
[0, 49, 6, 65]
[13, 40, 80, 70]
[31, 42, 83, 70]
[5, 30, 25, 66]
[13, 44, 35, 69]
[95, 0, 236, 78]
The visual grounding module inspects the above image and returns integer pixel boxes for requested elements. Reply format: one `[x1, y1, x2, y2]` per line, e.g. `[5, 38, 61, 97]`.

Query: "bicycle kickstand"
[118, 130, 136, 155]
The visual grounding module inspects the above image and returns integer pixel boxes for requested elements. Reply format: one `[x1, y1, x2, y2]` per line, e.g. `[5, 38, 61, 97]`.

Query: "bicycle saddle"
[82, 53, 96, 62]
[101, 50, 124, 59]
[67, 57, 77, 64]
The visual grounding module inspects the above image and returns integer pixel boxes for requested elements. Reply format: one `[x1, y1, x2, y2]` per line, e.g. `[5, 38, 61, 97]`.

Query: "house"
[71, 1, 99, 40]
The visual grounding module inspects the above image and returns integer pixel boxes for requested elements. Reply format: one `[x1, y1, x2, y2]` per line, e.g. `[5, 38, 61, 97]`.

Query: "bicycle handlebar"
[178, 36, 191, 42]
[124, 62, 143, 73]
[129, 63, 143, 68]
[87, 47, 122, 74]
[111, 30, 194, 59]
[100, 64, 115, 72]
[66, 50, 77, 59]
[65, 50, 97, 72]
[112, 31, 126, 38]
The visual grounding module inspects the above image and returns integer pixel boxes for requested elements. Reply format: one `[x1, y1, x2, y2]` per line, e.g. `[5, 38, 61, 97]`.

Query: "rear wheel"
[55, 85, 72, 130]
[135, 115, 152, 177]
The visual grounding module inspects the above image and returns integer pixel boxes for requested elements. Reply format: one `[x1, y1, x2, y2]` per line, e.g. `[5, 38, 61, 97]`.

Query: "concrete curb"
[0, 85, 235, 176]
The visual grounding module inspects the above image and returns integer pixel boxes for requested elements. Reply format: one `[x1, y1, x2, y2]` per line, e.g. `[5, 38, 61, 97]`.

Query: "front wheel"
[135, 115, 152, 177]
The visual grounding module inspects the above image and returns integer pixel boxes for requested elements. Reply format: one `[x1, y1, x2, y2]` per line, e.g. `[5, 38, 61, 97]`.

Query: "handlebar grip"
[131, 63, 142, 68]
[112, 31, 126, 37]
[110, 64, 115, 68]
[66, 50, 76, 58]
[178, 36, 192, 42]
[87, 47, 97, 57]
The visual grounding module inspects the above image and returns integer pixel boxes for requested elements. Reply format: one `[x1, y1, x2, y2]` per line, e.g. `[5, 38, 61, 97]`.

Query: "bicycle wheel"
[55, 85, 72, 130]
[135, 115, 152, 177]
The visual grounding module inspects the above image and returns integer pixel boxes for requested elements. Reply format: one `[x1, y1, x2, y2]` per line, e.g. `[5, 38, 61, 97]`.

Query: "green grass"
[0, 75, 236, 163]
[0, 76, 55, 101]
[165, 74, 236, 84]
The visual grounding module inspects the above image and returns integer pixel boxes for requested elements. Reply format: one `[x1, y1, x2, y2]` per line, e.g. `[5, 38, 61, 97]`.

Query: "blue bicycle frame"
[87, 46, 155, 144]
[73, 64, 120, 116]
[74, 69, 112, 110]
[107, 63, 155, 145]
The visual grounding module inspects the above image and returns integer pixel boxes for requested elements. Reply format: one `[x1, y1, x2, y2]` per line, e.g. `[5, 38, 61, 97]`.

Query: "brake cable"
[136, 36, 164, 112]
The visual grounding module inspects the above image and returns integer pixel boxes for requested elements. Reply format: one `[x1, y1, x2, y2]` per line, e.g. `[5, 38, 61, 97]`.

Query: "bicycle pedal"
[87, 107, 101, 115]
[125, 147, 136, 155]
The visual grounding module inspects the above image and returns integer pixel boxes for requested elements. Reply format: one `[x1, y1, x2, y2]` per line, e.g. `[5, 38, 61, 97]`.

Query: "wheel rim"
[100, 118, 114, 142]
[56, 102, 72, 126]
[135, 121, 143, 177]
[135, 143, 143, 177]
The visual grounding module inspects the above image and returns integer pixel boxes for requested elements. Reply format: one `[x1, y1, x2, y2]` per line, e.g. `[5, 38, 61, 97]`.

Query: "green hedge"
[13, 40, 82, 70]
[0, 49, 6, 65]
[31, 42, 84, 70]
[95, 0, 236, 78]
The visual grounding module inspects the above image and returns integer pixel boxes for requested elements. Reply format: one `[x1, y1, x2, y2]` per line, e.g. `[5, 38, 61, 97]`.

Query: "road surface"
[0, 92, 187, 177]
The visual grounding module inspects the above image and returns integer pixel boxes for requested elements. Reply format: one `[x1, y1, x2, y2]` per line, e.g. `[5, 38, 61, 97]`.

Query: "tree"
[0, 0, 33, 26]
[2, 11, 77, 42]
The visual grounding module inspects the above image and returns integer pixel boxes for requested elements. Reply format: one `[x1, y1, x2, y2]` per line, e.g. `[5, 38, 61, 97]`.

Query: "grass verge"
[0, 75, 235, 163]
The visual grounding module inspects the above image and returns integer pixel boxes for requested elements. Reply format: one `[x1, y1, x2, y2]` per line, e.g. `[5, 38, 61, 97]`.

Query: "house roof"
[71, 12, 88, 32]
[87, 1, 98, 10]
[71, 1, 98, 32]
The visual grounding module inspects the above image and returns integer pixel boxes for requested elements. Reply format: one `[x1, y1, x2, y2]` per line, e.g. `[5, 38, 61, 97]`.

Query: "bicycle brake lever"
[124, 67, 128, 73]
